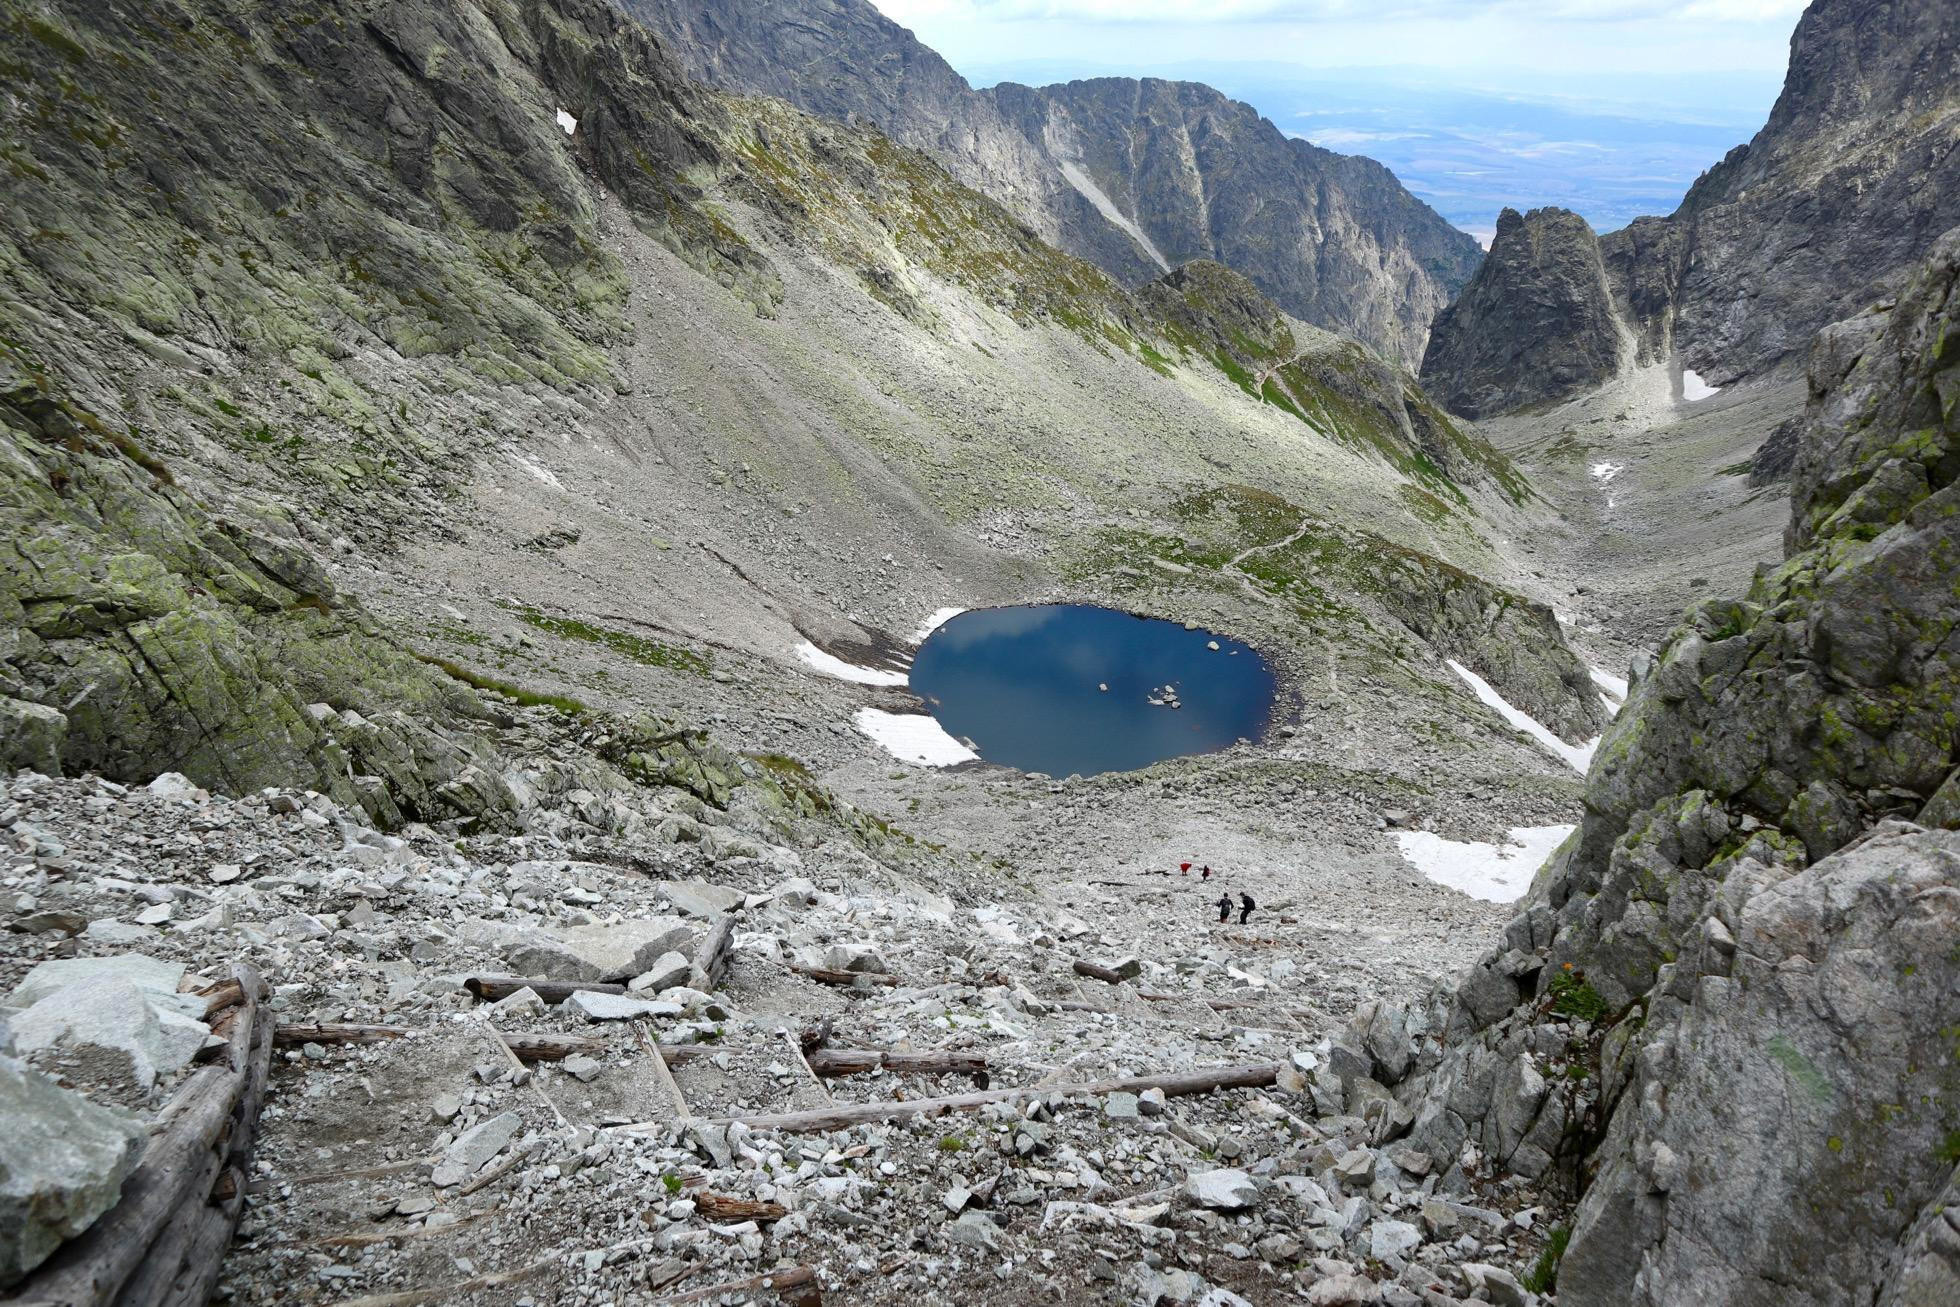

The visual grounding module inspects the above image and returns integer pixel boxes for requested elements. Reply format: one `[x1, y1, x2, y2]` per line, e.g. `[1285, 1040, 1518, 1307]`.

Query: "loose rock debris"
[0, 771, 1563, 1304]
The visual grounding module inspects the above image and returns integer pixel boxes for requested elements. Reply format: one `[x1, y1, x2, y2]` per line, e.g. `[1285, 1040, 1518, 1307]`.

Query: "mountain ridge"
[624, 0, 1481, 363]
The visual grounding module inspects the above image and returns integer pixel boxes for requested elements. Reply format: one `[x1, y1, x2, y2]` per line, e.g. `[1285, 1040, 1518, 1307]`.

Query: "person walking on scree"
[1215, 892, 1232, 923]
[1238, 893, 1255, 925]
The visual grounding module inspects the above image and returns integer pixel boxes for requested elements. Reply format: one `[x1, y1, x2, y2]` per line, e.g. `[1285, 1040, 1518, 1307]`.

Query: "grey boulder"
[0, 1056, 146, 1286]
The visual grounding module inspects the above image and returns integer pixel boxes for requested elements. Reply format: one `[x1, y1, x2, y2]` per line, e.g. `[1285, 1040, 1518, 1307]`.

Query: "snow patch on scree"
[1590, 665, 1629, 719]
[1397, 824, 1575, 903]
[1682, 369, 1720, 402]
[913, 607, 967, 643]
[854, 708, 977, 767]
[1447, 660, 1597, 774]
[794, 642, 907, 687]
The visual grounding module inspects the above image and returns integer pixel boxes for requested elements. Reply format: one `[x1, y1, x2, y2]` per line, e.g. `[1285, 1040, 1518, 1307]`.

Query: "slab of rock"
[0, 1056, 146, 1286]
[505, 917, 694, 983]
[658, 880, 744, 918]
[10, 975, 209, 1090]
[627, 951, 693, 994]
[1185, 1168, 1259, 1210]
[431, 1111, 520, 1187]
[7, 953, 184, 1009]
[822, 943, 889, 975]
[565, 991, 683, 1023]
[1368, 1219, 1420, 1263]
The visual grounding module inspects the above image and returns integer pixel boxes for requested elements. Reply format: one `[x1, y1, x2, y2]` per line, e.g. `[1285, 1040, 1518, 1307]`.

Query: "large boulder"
[502, 917, 697, 983]
[9, 976, 211, 1091]
[1558, 824, 1960, 1306]
[0, 1056, 146, 1287]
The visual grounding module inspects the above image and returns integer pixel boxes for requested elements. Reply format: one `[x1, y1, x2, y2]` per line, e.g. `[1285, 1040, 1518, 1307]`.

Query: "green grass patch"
[1523, 1226, 1571, 1294]
[502, 603, 712, 676]
[412, 652, 587, 715]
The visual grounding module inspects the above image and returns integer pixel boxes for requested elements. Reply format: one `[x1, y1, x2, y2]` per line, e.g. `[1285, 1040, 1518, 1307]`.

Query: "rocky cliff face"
[1658, 0, 1960, 383]
[1420, 208, 1626, 418]
[1348, 226, 1960, 1304]
[628, 0, 1481, 363]
[1421, 0, 1958, 412]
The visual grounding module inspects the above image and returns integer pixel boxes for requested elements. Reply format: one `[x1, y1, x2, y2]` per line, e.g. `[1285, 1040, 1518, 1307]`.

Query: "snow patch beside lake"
[913, 607, 967, 643]
[1682, 369, 1720, 402]
[1397, 824, 1576, 903]
[854, 708, 977, 767]
[795, 642, 907, 687]
[1448, 660, 1597, 774]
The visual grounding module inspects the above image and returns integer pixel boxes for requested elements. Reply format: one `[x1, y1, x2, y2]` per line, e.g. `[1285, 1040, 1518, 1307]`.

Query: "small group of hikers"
[1180, 860, 1254, 925]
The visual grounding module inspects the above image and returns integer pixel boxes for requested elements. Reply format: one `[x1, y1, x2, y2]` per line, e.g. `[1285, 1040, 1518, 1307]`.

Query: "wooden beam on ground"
[463, 975, 625, 1004]
[804, 1048, 989, 1081]
[1071, 959, 1128, 984]
[615, 1062, 1282, 1136]
[781, 1028, 833, 1105]
[654, 1265, 819, 1305]
[635, 1021, 693, 1121]
[329, 1258, 554, 1307]
[787, 963, 896, 988]
[273, 1023, 606, 1064]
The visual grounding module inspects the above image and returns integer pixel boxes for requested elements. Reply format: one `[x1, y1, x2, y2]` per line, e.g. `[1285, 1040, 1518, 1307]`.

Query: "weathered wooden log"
[694, 1193, 788, 1223]
[804, 1049, 990, 1080]
[270, 1023, 606, 1064]
[787, 963, 896, 988]
[635, 1022, 693, 1121]
[655, 1264, 819, 1305]
[1070, 959, 1128, 984]
[693, 913, 739, 991]
[193, 978, 245, 1020]
[619, 1062, 1282, 1136]
[1052, 993, 1275, 1015]
[330, 1258, 554, 1307]
[462, 975, 625, 1004]
[500, 1032, 610, 1063]
[13, 965, 272, 1307]
[274, 1022, 411, 1047]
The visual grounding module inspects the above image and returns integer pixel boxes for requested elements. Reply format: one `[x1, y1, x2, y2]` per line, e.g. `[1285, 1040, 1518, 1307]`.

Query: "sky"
[867, 1, 1809, 237]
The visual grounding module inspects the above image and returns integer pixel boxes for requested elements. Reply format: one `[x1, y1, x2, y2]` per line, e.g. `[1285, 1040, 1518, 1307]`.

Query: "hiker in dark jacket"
[1238, 893, 1255, 925]
[1215, 893, 1232, 923]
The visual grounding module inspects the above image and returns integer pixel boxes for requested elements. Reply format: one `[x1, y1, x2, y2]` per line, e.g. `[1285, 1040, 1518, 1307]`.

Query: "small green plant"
[1548, 967, 1610, 1023]
[1523, 1225, 1571, 1294]
[937, 1135, 966, 1153]
[662, 1172, 683, 1195]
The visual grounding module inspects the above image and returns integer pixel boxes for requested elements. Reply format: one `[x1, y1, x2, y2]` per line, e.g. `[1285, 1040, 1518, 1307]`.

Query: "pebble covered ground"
[2, 766, 1566, 1305]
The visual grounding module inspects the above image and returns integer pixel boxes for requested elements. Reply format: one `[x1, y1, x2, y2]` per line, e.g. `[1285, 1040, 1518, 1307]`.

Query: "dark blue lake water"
[908, 605, 1275, 776]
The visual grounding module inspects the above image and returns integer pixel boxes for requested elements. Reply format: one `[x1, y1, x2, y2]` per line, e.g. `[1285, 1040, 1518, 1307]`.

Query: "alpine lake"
[908, 604, 1276, 776]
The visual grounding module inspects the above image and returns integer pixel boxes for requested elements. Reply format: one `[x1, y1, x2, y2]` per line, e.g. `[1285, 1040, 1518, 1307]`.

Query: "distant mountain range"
[624, 0, 1483, 364]
[1419, 0, 1960, 411]
[967, 60, 1784, 241]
